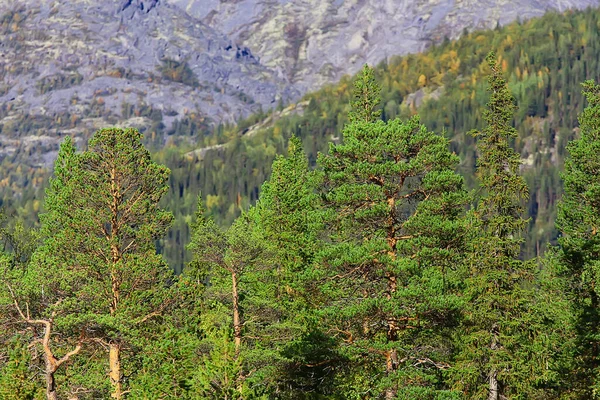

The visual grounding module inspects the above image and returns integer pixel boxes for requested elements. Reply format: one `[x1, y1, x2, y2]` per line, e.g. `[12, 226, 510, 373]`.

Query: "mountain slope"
[174, 0, 599, 93]
[154, 6, 600, 268]
[1, 0, 595, 187]
[0, 0, 297, 151]
[2, 1, 600, 270]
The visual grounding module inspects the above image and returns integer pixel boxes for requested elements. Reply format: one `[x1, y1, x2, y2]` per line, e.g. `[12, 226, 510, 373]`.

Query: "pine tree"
[318, 65, 468, 398]
[556, 80, 600, 397]
[349, 64, 382, 124]
[0, 175, 83, 400]
[0, 336, 40, 400]
[450, 52, 541, 399]
[32, 129, 174, 399]
[187, 138, 326, 397]
[185, 195, 238, 399]
[187, 197, 268, 399]
[0, 230, 41, 399]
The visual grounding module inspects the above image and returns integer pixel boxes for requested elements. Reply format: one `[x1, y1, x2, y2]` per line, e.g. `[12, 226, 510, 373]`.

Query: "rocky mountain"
[174, 0, 600, 93]
[0, 0, 598, 170]
[2, 1, 598, 133]
[0, 0, 296, 133]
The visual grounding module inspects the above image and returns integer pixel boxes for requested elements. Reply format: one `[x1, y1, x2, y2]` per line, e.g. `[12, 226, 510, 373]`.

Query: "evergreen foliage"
[556, 80, 600, 398]
[449, 53, 543, 399]
[6, 15, 600, 397]
[317, 65, 468, 398]
[150, 7, 600, 269]
[0, 336, 40, 400]
[16, 128, 175, 398]
[248, 136, 329, 397]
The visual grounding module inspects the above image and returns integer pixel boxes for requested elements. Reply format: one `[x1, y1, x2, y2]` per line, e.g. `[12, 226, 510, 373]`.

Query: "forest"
[1, 52, 600, 399]
[6, 8, 600, 273]
[127, 7, 600, 269]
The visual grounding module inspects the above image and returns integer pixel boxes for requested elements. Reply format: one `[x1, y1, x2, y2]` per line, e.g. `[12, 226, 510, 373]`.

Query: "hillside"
[0, 0, 595, 165]
[4, 0, 589, 173]
[175, 0, 599, 93]
[156, 6, 600, 268]
[2, 2, 600, 269]
[5, 0, 593, 228]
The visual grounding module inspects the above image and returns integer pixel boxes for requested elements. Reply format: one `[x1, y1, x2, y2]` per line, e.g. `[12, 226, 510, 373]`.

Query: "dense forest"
[6, 8, 600, 271]
[154, 6, 600, 269]
[2, 54, 600, 399]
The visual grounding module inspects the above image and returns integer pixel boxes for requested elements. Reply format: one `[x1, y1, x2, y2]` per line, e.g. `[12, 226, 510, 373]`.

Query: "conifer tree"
[0, 196, 82, 400]
[0, 235, 41, 399]
[556, 80, 600, 397]
[248, 136, 332, 395]
[187, 138, 326, 398]
[450, 52, 540, 399]
[318, 65, 468, 398]
[0, 336, 40, 400]
[253, 136, 321, 279]
[185, 197, 234, 398]
[187, 198, 267, 399]
[32, 129, 174, 399]
[349, 64, 382, 124]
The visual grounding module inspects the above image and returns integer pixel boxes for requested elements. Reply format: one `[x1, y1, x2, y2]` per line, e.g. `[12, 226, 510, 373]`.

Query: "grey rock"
[172, 0, 599, 93]
[0, 0, 297, 137]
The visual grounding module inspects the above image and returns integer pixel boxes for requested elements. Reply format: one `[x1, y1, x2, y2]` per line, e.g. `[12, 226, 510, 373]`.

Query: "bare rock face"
[172, 0, 599, 93]
[0, 0, 298, 137]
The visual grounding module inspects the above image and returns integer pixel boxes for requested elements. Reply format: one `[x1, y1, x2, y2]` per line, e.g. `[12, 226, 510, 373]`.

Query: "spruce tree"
[318, 65, 468, 398]
[556, 80, 600, 397]
[450, 52, 541, 399]
[248, 136, 332, 396]
[252, 136, 321, 280]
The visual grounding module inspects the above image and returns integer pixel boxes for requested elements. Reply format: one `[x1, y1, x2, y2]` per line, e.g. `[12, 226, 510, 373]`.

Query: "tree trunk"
[385, 348, 399, 400]
[489, 325, 499, 400]
[45, 362, 58, 400]
[231, 270, 244, 395]
[109, 266, 122, 399]
[109, 343, 123, 400]
[385, 195, 399, 400]
[231, 271, 242, 354]
[109, 168, 123, 400]
[488, 369, 498, 400]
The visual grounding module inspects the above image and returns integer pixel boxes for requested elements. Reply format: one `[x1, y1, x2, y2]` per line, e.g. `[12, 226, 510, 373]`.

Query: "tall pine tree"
[187, 198, 268, 399]
[248, 136, 332, 396]
[318, 65, 468, 398]
[0, 151, 84, 400]
[32, 129, 174, 399]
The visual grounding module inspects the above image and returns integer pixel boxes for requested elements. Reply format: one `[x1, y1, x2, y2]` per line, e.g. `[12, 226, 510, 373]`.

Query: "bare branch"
[55, 343, 83, 369]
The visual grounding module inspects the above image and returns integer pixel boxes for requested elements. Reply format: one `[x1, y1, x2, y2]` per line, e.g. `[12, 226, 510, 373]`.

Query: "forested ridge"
[154, 6, 600, 268]
[5, 7, 600, 270]
[2, 53, 600, 399]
